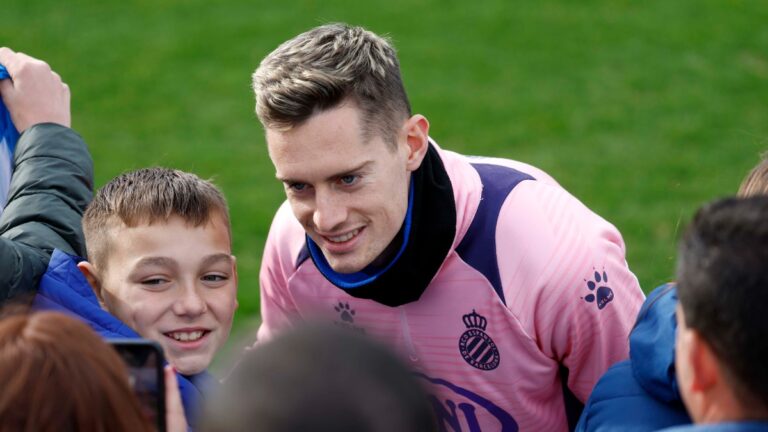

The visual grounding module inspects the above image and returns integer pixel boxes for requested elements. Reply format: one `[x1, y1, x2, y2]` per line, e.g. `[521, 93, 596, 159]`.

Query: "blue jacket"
[32, 249, 213, 428]
[0, 64, 19, 211]
[660, 423, 768, 432]
[575, 284, 691, 431]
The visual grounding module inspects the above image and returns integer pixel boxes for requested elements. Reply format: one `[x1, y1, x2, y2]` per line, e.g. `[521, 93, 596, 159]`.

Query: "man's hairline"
[261, 97, 407, 152]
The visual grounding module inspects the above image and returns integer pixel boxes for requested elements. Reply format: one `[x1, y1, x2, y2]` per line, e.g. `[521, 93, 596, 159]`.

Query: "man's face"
[92, 215, 238, 375]
[267, 103, 414, 273]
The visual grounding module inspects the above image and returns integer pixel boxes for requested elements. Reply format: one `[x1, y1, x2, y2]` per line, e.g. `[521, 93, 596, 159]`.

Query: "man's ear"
[401, 114, 430, 171]
[76, 261, 106, 306]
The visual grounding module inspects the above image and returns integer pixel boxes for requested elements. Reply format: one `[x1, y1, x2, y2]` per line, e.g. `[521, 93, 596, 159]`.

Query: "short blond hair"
[252, 23, 411, 146]
[82, 167, 230, 269]
[738, 156, 768, 197]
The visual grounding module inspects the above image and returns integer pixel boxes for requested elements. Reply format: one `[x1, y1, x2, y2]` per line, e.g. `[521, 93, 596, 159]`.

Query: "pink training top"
[257, 141, 645, 431]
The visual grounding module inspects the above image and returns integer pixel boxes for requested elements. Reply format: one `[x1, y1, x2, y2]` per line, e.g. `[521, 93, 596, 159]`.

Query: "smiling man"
[253, 23, 645, 431]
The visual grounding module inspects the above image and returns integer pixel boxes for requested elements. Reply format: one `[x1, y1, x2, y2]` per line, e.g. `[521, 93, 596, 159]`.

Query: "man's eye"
[339, 175, 358, 185]
[288, 182, 307, 192]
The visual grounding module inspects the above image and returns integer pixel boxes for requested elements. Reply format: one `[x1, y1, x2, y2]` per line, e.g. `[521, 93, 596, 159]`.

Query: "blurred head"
[79, 168, 238, 375]
[675, 196, 768, 421]
[738, 156, 768, 197]
[254, 24, 430, 273]
[202, 325, 436, 432]
[0, 311, 151, 431]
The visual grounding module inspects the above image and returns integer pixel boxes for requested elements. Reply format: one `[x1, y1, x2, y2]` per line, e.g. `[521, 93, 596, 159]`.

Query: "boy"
[33, 167, 238, 427]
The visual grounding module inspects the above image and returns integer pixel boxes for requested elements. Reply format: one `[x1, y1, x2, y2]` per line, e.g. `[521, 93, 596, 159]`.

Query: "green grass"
[3, 0, 768, 334]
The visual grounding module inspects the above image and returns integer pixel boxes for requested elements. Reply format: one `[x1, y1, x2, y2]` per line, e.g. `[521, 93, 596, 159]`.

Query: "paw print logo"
[583, 270, 614, 310]
[334, 302, 356, 323]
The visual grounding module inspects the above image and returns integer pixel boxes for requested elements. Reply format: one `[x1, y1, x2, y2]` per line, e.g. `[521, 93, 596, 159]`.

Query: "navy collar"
[307, 143, 456, 307]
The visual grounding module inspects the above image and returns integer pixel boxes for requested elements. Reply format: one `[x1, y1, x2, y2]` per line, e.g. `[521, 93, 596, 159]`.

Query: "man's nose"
[312, 190, 348, 233]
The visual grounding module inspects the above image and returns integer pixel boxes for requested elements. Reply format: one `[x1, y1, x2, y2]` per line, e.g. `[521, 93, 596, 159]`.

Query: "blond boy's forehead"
[88, 210, 232, 271]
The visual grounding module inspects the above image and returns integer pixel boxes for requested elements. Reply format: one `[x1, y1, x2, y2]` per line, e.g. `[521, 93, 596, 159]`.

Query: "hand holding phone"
[109, 339, 166, 432]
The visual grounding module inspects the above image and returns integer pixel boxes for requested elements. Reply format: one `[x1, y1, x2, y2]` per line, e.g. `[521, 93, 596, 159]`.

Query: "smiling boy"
[33, 167, 238, 426]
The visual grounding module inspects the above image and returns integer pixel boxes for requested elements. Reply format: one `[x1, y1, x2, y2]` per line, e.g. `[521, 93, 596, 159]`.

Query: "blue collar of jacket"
[33, 249, 213, 428]
[630, 283, 682, 403]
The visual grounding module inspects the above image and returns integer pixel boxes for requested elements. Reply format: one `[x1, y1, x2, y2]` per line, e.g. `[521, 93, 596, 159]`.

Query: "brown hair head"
[82, 167, 230, 269]
[252, 23, 411, 147]
[738, 155, 768, 197]
[0, 311, 152, 432]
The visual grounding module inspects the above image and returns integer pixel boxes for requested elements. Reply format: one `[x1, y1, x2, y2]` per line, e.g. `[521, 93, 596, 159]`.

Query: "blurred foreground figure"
[0, 311, 152, 431]
[202, 325, 436, 432]
[667, 196, 768, 431]
[577, 156, 768, 432]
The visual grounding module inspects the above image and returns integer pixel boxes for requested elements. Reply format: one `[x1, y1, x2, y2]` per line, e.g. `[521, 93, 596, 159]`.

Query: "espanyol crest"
[458, 310, 500, 371]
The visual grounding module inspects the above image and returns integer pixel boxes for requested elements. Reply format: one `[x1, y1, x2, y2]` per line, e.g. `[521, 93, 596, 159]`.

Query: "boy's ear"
[232, 255, 239, 310]
[76, 261, 106, 305]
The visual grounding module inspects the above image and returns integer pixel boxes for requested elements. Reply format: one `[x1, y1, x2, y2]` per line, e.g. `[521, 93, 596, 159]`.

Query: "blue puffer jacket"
[575, 283, 691, 431]
[660, 422, 768, 432]
[32, 249, 214, 429]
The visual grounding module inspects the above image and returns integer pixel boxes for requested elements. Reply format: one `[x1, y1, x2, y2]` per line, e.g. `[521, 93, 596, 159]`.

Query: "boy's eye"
[202, 274, 228, 283]
[339, 175, 358, 186]
[141, 278, 169, 286]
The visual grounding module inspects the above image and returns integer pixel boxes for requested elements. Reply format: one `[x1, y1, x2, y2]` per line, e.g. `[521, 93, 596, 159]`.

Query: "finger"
[0, 47, 18, 77]
[164, 365, 188, 432]
[0, 78, 13, 100]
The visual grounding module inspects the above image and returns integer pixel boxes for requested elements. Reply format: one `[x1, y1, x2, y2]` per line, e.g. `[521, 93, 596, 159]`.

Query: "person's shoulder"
[579, 359, 691, 432]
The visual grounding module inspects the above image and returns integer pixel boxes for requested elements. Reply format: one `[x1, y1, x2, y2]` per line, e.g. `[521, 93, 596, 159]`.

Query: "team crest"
[458, 310, 500, 371]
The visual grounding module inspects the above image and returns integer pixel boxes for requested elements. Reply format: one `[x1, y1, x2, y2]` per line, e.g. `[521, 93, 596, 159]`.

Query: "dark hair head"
[82, 167, 230, 269]
[677, 196, 768, 412]
[0, 311, 151, 431]
[252, 23, 411, 147]
[202, 324, 436, 432]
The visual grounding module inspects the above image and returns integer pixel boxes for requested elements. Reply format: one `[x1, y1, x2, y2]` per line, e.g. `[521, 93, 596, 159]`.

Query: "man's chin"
[326, 256, 368, 274]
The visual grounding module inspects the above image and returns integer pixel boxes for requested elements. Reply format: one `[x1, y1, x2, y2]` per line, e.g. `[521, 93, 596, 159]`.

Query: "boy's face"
[83, 214, 237, 375]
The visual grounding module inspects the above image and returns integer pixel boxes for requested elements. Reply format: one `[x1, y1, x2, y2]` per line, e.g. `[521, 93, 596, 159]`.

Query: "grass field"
[3, 0, 768, 337]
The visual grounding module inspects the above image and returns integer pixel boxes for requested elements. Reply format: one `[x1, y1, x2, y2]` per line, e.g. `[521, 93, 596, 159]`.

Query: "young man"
[252, 23, 645, 431]
[666, 196, 768, 431]
[33, 167, 238, 428]
[0, 48, 93, 302]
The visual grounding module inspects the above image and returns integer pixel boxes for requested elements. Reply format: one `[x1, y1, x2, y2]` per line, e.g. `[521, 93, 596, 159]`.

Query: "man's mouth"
[165, 330, 209, 342]
[325, 228, 361, 243]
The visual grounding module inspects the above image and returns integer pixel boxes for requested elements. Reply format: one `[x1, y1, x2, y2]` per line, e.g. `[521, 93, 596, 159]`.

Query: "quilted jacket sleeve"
[0, 123, 93, 302]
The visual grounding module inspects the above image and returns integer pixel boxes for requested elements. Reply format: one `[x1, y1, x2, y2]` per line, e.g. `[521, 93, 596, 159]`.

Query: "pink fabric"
[256, 142, 645, 431]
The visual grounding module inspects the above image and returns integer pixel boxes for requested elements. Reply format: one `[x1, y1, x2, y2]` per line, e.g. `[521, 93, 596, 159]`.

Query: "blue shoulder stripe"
[455, 163, 534, 306]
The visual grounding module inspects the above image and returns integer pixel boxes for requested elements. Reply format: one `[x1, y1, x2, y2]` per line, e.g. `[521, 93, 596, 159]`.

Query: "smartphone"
[108, 339, 166, 432]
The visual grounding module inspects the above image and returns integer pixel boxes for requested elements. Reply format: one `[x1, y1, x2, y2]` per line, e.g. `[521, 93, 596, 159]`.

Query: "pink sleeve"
[255, 202, 305, 344]
[497, 181, 645, 401]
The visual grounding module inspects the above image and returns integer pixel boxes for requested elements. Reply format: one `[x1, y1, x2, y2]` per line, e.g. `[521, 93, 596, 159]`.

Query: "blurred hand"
[0, 47, 71, 132]
[164, 365, 189, 432]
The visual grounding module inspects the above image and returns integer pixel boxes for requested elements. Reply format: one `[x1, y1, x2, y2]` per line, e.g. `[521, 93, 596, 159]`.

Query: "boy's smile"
[81, 214, 238, 375]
